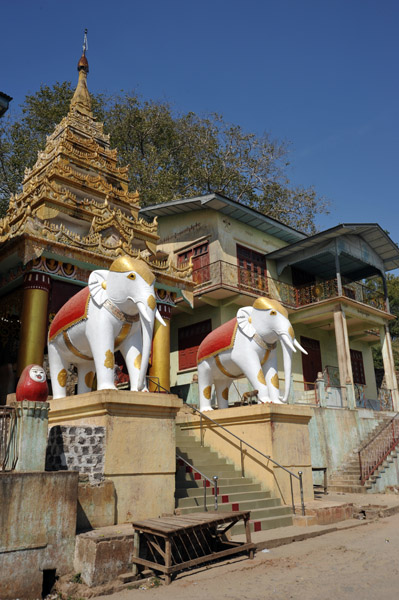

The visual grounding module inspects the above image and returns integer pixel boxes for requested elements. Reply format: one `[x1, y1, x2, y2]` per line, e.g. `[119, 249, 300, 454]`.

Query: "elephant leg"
[198, 361, 214, 411]
[234, 356, 271, 403]
[48, 342, 68, 399]
[264, 351, 282, 404]
[77, 361, 96, 395]
[214, 379, 231, 409]
[120, 331, 143, 392]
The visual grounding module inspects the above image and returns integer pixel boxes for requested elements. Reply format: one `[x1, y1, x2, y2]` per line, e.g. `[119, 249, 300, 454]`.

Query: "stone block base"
[74, 524, 135, 587]
[49, 390, 182, 523]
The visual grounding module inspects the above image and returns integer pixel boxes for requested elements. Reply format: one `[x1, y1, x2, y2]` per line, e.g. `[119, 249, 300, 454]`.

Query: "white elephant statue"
[197, 297, 307, 411]
[48, 256, 165, 399]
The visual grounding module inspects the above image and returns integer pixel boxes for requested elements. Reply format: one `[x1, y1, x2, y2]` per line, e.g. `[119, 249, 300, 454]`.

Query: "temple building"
[0, 47, 194, 402]
[140, 194, 399, 412]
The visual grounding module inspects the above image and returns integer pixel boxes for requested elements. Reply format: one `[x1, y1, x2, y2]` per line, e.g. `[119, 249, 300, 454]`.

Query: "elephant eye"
[270, 310, 277, 315]
[127, 273, 136, 280]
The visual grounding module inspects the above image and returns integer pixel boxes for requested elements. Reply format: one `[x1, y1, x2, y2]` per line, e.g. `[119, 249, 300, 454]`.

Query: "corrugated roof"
[139, 194, 307, 245]
[266, 224, 399, 276]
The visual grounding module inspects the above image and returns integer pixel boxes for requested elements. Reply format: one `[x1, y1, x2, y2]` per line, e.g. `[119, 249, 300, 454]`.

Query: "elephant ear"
[88, 270, 109, 307]
[237, 306, 256, 338]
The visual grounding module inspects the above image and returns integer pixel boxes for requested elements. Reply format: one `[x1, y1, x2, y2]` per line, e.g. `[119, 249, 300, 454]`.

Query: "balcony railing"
[192, 261, 387, 312]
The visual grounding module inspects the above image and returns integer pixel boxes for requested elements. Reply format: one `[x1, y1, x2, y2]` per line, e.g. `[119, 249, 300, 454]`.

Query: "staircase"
[175, 426, 293, 535]
[328, 415, 394, 493]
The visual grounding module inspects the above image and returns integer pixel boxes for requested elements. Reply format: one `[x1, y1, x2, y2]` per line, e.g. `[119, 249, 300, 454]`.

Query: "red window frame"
[178, 319, 212, 370]
[177, 242, 210, 284]
[236, 244, 267, 292]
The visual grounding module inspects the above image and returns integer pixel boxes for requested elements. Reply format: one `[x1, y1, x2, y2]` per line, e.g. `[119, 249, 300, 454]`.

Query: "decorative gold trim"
[257, 369, 266, 385]
[271, 373, 279, 389]
[203, 386, 212, 400]
[147, 295, 156, 310]
[253, 297, 288, 318]
[134, 353, 142, 370]
[215, 355, 243, 379]
[110, 257, 155, 285]
[288, 326, 295, 340]
[57, 369, 67, 387]
[115, 323, 131, 348]
[104, 349, 115, 370]
[261, 349, 271, 366]
[103, 299, 140, 323]
[222, 387, 229, 401]
[85, 371, 95, 388]
[63, 331, 92, 360]
[253, 334, 277, 351]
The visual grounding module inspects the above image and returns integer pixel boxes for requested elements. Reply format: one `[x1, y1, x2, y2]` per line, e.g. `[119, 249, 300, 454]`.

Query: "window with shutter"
[178, 319, 212, 370]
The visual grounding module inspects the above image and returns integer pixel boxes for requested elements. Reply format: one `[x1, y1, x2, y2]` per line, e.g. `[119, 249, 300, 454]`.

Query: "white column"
[380, 325, 399, 411]
[333, 306, 355, 408]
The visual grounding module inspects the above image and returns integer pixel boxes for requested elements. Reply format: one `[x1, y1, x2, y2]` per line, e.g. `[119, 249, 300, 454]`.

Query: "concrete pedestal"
[177, 403, 314, 505]
[48, 390, 183, 523]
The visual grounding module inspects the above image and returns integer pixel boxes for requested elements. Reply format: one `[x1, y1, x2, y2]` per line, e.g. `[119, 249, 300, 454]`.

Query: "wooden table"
[131, 511, 255, 584]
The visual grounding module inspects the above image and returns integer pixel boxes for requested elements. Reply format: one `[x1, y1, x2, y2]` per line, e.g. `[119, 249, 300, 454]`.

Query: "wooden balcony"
[192, 260, 388, 313]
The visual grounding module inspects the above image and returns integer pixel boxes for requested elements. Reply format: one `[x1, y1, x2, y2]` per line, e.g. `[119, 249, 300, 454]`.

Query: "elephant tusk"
[155, 309, 166, 327]
[280, 333, 296, 353]
[136, 301, 151, 323]
[294, 338, 308, 354]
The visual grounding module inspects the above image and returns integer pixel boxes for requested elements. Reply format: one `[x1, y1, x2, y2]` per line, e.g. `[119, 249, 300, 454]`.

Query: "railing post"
[240, 440, 244, 477]
[203, 478, 207, 511]
[213, 476, 218, 511]
[290, 474, 295, 515]
[298, 471, 305, 516]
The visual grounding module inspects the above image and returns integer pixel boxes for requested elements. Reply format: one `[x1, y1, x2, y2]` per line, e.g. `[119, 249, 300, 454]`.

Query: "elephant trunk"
[280, 334, 294, 403]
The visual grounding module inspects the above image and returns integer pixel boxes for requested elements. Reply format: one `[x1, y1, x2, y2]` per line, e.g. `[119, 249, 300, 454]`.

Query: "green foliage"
[0, 82, 328, 232]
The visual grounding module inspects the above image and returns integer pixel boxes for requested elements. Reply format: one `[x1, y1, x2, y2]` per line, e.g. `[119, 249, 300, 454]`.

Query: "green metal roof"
[139, 194, 307, 245]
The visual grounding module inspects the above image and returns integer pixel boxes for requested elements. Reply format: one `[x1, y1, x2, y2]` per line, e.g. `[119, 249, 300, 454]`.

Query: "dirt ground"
[94, 514, 399, 600]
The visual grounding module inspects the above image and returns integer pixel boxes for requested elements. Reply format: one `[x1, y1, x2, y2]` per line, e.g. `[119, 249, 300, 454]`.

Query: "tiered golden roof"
[0, 48, 193, 299]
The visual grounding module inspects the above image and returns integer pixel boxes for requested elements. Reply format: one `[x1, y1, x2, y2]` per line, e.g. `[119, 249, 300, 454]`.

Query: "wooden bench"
[131, 511, 255, 584]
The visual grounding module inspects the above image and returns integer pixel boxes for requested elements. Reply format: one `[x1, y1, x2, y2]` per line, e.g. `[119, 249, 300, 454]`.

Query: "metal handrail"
[186, 406, 305, 516]
[358, 412, 399, 484]
[146, 376, 169, 393]
[176, 453, 218, 511]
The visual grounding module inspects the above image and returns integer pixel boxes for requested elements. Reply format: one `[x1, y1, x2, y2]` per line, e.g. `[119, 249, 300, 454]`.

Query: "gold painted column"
[17, 272, 51, 376]
[149, 303, 171, 392]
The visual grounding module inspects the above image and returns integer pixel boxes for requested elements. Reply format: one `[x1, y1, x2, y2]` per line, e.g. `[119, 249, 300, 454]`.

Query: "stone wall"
[46, 425, 105, 483]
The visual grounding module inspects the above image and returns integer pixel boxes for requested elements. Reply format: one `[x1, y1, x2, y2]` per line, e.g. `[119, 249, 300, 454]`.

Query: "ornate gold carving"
[104, 349, 115, 370]
[271, 373, 279, 389]
[57, 369, 67, 387]
[110, 256, 155, 285]
[257, 369, 266, 386]
[203, 386, 212, 400]
[85, 371, 95, 389]
[134, 353, 142, 370]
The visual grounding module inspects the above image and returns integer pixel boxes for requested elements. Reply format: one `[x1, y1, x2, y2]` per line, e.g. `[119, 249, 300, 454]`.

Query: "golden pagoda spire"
[70, 29, 92, 117]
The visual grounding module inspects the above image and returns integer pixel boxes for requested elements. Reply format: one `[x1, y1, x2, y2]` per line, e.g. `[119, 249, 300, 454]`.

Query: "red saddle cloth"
[49, 287, 91, 341]
[197, 318, 238, 363]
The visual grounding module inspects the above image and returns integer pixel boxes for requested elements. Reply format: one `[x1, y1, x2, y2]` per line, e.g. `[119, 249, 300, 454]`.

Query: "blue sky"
[2, 0, 398, 242]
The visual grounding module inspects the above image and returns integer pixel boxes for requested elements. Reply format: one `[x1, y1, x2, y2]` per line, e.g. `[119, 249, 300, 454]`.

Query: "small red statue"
[16, 364, 49, 403]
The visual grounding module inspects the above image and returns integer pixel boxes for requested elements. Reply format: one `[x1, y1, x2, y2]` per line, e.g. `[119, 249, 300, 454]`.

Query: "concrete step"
[177, 491, 277, 509]
[176, 477, 260, 492]
[176, 467, 240, 481]
[231, 512, 293, 535]
[177, 455, 233, 468]
[328, 484, 365, 493]
[177, 502, 291, 520]
[176, 483, 263, 499]
[328, 477, 361, 485]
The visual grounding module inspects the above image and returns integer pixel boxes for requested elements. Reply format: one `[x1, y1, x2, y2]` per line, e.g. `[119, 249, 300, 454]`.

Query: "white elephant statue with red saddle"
[48, 256, 165, 399]
[197, 297, 307, 411]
